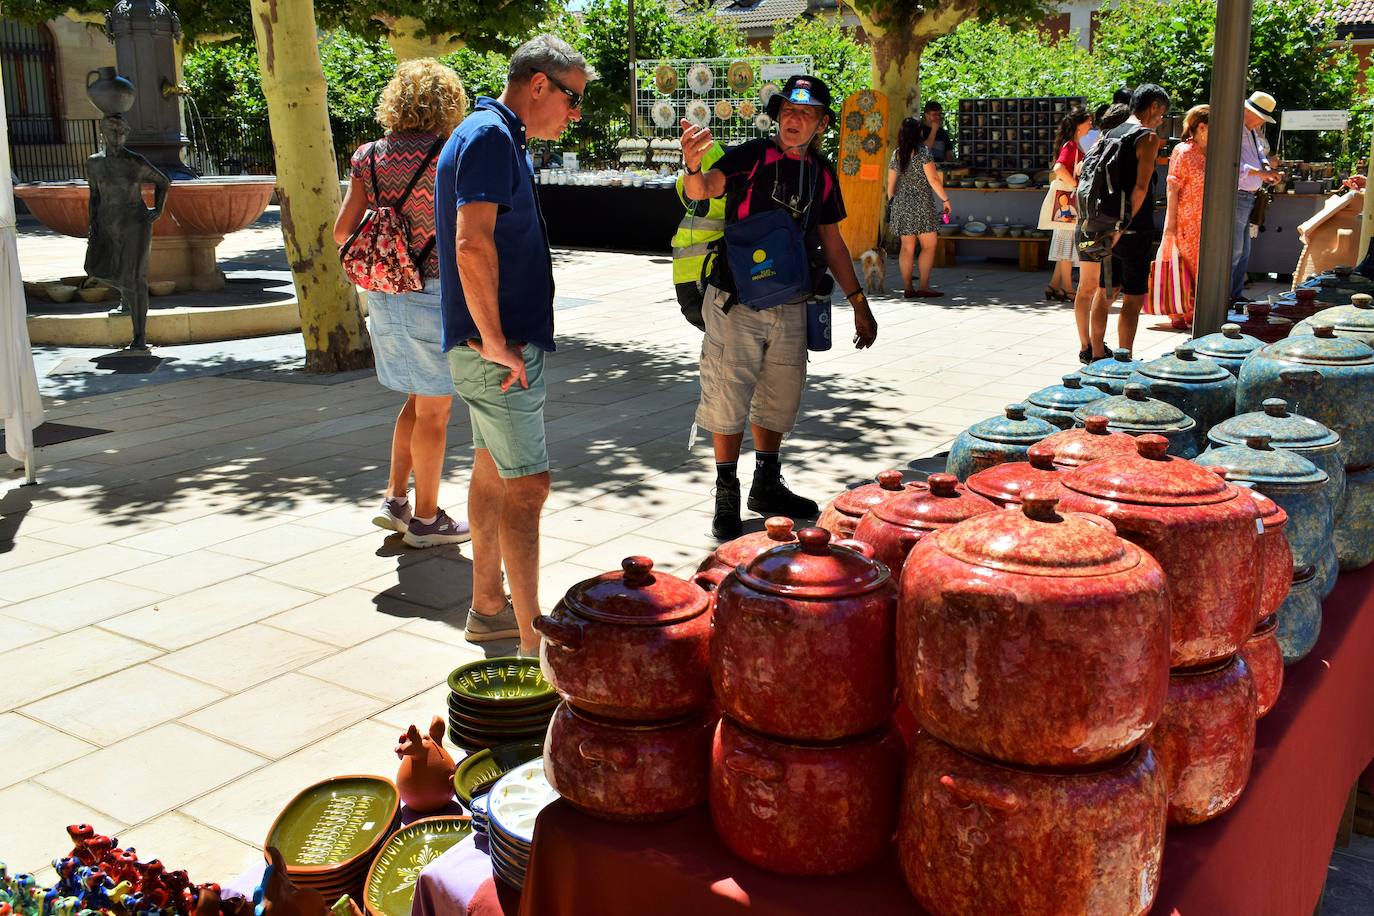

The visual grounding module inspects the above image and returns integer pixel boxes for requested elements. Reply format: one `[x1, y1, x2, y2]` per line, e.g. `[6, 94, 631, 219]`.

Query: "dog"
[858, 248, 886, 295]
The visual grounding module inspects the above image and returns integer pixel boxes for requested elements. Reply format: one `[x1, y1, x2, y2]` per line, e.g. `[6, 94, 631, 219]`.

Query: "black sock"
[754, 451, 780, 479]
[716, 461, 738, 486]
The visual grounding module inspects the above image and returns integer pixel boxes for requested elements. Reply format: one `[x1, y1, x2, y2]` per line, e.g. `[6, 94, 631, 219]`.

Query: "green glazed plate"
[448, 692, 559, 720]
[447, 708, 553, 737]
[267, 776, 400, 873]
[362, 816, 472, 916]
[448, 721, 546, 752]
[447, 658, 553, 706]
[453, 740, 544, 807]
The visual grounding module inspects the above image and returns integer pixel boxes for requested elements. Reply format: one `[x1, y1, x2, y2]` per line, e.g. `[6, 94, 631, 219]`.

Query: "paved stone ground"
[11, 213, 1366, 909]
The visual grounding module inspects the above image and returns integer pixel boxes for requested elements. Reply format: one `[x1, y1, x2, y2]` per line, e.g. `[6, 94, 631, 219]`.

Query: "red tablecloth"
[518, 563, 1374, 916]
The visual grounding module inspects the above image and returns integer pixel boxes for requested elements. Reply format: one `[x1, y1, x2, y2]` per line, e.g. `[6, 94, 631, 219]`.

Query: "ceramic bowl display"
[535, 557, 712, 721]
[453, 740, 543, 808]
[1335, 463, 1374, 571]
[898, 733, 1166, 916]
[1072, 383, 1200, 459]
[1127, 343, 1236, 442]
[964, 220, 988, 236]
[1024, 373, 1108, 430]
[1241, 616, 1283, 718]
[1039, 415, 1139, 470]
[710, 717, 903, 876]
[1081, 348, 1143, 396]
[1057, 435, 1261, 667]
[544, 701, 718, 822]
[965, 444, 1064, 507]
[1247, 490, 1293, 623]
[991, 224, 1011, 237]
[1236, 325, 1374, 468]
[363, 816, 471, 916]
[486, 758, 558, 889]
[447, 659, 556, 750]
[816, 470, 908, 539]
[1276, 567, 1321, 663]
[147, 280, 177, 296]
[946, 404, 1057, 481]
[1151, 655, 1256, 825]
[266, 775, 401, 888]
[1292, 292, 1374, 347]
[711, 528, 896, 741]
[1209, 397, 1345, 519]
[1193, 323, 1265, 377]
[900, 494, 1170, 767]
[468, 793, 488, 836]
[44, 283, 78, 303]
[1195, 434, 1333, 576]
[851, 472, 998, 577]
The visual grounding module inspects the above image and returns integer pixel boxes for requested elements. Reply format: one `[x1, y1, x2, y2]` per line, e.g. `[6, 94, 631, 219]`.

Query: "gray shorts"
[695, 287, 808, 436]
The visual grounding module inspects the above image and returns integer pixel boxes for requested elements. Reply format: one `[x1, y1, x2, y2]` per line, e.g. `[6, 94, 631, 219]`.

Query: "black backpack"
[1075, 125, 1152, 259]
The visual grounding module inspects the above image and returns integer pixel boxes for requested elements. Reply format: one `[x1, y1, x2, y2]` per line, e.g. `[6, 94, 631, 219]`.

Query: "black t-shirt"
[713, 138, 846, 230]
[1107, 121, 1156, 231]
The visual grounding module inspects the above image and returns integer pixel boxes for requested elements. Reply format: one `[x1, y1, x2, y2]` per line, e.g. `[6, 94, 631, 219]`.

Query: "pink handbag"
[339, 138, 441, 293]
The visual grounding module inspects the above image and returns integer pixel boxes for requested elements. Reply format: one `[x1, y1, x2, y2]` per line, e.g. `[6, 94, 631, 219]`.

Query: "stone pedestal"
[149, 235, 226, 291]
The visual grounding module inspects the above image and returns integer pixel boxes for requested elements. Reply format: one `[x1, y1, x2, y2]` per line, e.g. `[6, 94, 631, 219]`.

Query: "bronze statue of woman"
[85, 114, 170, 352]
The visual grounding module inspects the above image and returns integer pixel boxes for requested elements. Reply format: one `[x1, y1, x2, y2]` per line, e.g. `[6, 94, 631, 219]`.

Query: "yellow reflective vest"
[672, 142, 726, 286]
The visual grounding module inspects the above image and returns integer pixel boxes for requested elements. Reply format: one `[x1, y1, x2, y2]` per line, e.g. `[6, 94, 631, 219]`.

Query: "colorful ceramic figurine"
[254, 849, 327, 916]
[394, 717, 458, 813]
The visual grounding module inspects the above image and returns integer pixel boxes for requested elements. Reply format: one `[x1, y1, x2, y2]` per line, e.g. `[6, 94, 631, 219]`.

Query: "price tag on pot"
[1257, 518, 1265, 534]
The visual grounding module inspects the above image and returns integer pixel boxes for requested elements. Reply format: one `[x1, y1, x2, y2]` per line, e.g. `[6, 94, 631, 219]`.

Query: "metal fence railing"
[7, 116, 100, 183]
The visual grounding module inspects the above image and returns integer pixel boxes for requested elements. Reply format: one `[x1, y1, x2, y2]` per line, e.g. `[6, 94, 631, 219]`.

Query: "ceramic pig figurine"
[395, 717, 457, 813]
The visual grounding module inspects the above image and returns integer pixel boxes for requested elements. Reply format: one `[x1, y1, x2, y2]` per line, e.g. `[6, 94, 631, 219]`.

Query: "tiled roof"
[1336, 1, 1374, 27]
[671, 0, 810, 31]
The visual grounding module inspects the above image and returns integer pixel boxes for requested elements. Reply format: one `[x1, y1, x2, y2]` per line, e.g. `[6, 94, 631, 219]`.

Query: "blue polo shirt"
[436, 97, 556, 352]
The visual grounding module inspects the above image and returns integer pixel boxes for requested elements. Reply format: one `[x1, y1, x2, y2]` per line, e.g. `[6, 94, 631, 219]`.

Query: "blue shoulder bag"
[723, 208, 811, 310]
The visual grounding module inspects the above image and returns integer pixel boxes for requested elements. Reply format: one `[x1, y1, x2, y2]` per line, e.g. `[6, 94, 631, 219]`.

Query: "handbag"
[723, 207, 811, 310]
[1038, 178, 1078, 232]
[1145, 235, 1191, 318]
[339, 137, 443, 293]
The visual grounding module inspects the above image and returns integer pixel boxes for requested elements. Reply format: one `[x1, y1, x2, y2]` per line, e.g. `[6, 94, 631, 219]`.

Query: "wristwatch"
[685, 164, 702, 175]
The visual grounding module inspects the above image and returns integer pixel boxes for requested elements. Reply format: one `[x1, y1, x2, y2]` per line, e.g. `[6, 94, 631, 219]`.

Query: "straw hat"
[1245, 91, 1277, 124]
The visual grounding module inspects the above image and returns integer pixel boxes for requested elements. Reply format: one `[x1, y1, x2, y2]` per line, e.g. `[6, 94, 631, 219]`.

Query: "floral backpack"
[339, 137, 443, 293]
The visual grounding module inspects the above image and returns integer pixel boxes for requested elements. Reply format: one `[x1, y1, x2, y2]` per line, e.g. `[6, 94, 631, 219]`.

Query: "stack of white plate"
[470, 794, 490, 838]
[485, 758, 560, 889]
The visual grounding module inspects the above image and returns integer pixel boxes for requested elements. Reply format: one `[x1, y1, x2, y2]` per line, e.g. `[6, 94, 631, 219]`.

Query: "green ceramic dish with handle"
[453, 740, 545, 807]
[362, 815, 472, 916]
[266, 775, 400, 874]
[447, 658, 554, 706]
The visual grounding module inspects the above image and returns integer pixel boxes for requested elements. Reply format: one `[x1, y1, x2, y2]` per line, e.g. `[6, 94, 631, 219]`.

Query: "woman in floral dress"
[1154, 105, 1209, 329]
[888, 117, 952, 297]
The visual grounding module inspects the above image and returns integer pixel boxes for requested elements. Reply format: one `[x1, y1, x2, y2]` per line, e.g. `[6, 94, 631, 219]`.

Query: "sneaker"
[748, 472, 819, 519]
[372, 497, 412, 534]
[464, 599, 521, 643]
[712, 479, 743, 541]
[403, 509, 473, 548]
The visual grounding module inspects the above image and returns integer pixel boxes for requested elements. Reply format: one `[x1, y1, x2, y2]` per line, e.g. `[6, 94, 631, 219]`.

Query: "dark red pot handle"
[532, 615, 583, 650]
[939, 774, 1022, 813]
[579, 738, 636, 768]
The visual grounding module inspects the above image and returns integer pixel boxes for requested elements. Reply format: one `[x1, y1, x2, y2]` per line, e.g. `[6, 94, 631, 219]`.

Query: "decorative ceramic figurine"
[395, 717, 457, 813]
[255, 848, 328, 916]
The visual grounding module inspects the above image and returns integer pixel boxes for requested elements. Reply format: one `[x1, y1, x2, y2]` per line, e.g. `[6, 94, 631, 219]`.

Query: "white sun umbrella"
[0, 74, 45, 483]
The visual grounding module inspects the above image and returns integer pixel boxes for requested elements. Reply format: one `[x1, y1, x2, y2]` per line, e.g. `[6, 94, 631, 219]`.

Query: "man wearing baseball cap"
[1232, 90, 1284, 304]
[679, 73, 876, 539]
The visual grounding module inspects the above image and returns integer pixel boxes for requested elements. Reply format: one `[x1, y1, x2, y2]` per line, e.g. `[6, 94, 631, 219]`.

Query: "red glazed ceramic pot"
[1058, 435, 1263, 666]
[1040, 415, 1139, 470]
[1235, 302, 1293, 344]
[851, 473, 998, 578]
[899, 494, 1170, 767]
[1151, 655, 1256, 825]
[695, 517, 797, 589]
[711, 528, 896, 741]
[1241, 616, 1283, 719]
[898, 732, 1166, 916]
[965, 443, 1064, 507]
[534, 557, 712, 721]
[816, 470, 910, 538]
[710, 717, 903, 876]
[543, 701, 719, 822]
[1246, 490, 1293, 625]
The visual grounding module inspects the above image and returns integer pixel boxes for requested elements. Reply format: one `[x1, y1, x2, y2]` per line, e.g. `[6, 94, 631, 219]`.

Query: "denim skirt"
[368, 278, 454, 396]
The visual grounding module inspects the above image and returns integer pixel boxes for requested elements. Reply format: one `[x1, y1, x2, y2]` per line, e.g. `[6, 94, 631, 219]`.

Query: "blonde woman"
[334, 59, 470, 547]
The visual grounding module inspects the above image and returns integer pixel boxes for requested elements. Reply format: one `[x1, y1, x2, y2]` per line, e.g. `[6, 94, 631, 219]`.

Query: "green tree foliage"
[0, 0, 251, 42]
[313, 0, 553, 54]
[768, 14, 870, 114]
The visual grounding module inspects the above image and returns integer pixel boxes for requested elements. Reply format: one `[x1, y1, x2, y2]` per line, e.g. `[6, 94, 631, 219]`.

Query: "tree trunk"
[379, 15, 466, 61]
[251, 0, 372, 372]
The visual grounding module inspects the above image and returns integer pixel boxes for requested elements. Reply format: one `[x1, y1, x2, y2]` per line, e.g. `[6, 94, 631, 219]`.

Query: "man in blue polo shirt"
[435, 34, 596, 655]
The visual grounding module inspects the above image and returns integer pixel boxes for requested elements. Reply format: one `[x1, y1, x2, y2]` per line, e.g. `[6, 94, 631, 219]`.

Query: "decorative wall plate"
[843, 133, 861, 154]
[754, 113, 773, 133]
[845, 110, 864, 131]
[862, 133, 882, 155]
[864, 111, 884, 133]
[856, 90, 877, 111]
[687, 64, 713, 95]
[841, 155, 861, 176]
[738, 99, 756, 120]
[652, 99, 676, 129]
[715, 99, 734, 120]
[760, 82, 780, 106]
[728, 61, 754, 93]
[654, 64, 677, 95]
[686, 99, 712, 128]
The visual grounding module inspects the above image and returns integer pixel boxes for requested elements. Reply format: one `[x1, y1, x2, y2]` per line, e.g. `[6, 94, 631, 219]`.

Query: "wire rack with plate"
[634, 56, 813, 146]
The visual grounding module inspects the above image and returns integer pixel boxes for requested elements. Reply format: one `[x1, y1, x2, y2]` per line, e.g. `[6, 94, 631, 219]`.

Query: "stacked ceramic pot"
[896, 493, 1170, 915]
[945, 404, 1057, 480]
[709, 528, 903, 876]
[1024, 373, 1108, 429]
[816, 471, 909, 538]
[1081, 348, 1143, 395]
[1057, 435, 1259, 826]
[1126, 343, 1236, 447]
[965, 442, 1064, 507]
[1072, 383, 1200, 458]
[535, 557, 719, 822]
[851, 472, 999, 577]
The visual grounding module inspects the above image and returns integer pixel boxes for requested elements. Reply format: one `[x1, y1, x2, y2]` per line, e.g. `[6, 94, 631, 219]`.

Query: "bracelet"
[685, 164, 701, 175]
[845, 289, 865, 301]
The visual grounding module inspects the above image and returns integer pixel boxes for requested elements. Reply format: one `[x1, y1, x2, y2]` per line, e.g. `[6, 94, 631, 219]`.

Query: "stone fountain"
[14, 0, 275, 293]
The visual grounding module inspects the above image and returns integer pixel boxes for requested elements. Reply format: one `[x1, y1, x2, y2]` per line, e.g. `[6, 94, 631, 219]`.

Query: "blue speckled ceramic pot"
[1127, 343, 1236, 442]
[1072, 383, 1199, 458]
[1275, 568, 1321, 664]
[1335, 464, 1374, 571]
[1207, 398, 1345, 517]
[1193, 324, 1264, 378]
[1291, 293, 1374, 348]
[946, 404, 1057, 482]
[1195, 434, 1332, 576]
[1315, 540, 1338, 599]
[1025, 374, 1107, 430]
[1080, 348, 1143, 396]
[1235, 325, 1374, 468]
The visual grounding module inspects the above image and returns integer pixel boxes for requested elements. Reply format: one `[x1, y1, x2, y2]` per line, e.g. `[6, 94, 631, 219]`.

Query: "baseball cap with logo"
[765, 74, 835, 123]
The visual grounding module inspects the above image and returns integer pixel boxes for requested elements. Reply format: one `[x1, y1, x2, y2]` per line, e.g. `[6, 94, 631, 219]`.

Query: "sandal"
[903, 287, 918, 298]
[915, 289, 945, 298]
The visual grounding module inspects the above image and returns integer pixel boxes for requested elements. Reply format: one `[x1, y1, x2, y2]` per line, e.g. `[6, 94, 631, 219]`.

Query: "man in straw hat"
[1231, 90, 1285, 304]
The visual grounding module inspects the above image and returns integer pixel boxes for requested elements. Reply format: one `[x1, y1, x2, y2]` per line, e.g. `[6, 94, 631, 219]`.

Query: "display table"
[516, 562, 1374, 916]
[536, 184, 680, 253]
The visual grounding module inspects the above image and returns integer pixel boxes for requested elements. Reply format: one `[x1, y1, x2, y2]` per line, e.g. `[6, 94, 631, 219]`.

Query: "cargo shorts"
[695, 286, 808, 436]
[448, 343, 549, 479]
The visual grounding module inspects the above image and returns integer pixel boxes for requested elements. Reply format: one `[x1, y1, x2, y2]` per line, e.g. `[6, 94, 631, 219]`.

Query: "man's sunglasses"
[537, 70, 582, 110]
